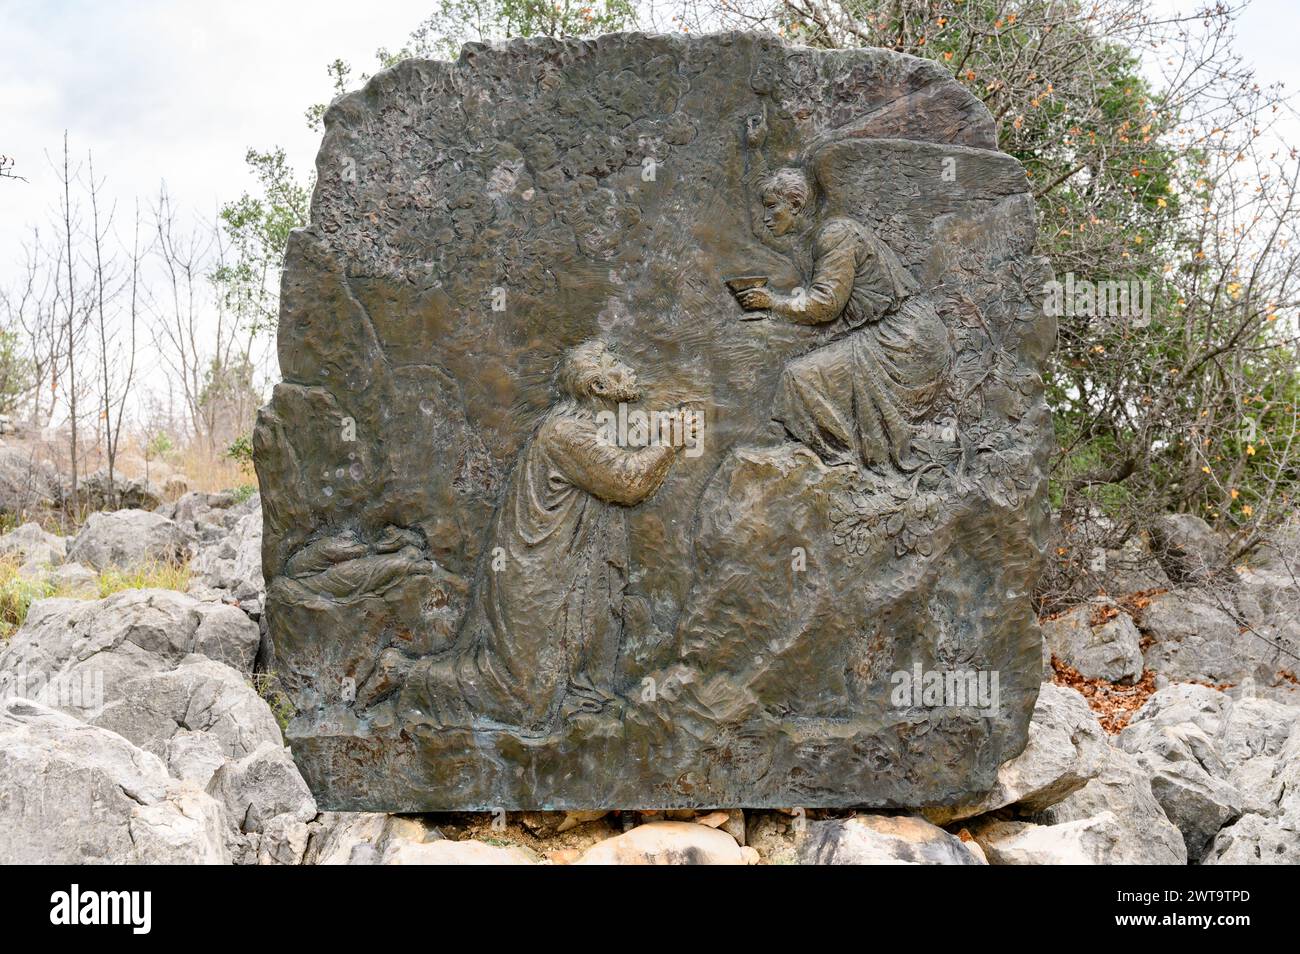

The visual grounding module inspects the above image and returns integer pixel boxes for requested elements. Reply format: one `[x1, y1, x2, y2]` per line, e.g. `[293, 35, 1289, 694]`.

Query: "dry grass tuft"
[95, 561, 192, 598]
[0, 555, 192, 640]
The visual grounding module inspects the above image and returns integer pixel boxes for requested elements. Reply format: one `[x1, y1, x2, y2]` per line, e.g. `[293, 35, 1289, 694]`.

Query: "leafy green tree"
[226, 434, 255, 476]
[146, 431, 174, 460]
[211, 148, 310, 336]
[304, 60, 356, 132]
[0, 330, 33, 415]
[197, 354, 262, 451]
[377, 0, 636, 62]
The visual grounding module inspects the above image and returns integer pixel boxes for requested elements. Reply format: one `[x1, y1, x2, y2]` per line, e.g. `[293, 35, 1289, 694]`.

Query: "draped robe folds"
[770, 216, 953, 472]
[410, 400, 675, 732]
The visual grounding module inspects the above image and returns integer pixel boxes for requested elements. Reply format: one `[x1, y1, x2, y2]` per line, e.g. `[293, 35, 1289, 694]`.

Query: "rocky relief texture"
[254, 32, 1055, 811]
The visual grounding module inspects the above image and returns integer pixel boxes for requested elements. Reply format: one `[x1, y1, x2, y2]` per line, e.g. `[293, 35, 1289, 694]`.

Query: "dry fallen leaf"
[1051, 658, 1158, 734]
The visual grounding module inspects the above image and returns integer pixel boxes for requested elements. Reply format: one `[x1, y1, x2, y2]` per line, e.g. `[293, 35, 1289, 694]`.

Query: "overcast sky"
[1, 0, 1296, 289]
[0, 0, 432, 275]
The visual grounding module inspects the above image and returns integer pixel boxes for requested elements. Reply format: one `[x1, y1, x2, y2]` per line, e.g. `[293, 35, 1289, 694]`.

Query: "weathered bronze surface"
[255, 31, 1055, 811]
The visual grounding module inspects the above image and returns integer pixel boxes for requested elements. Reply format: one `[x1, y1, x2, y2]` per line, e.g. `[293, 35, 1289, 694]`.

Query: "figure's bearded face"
[589, 354, 640, 403]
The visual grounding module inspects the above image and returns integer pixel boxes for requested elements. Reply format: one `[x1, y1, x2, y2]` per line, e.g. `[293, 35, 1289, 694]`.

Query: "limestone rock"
[76, 470, 163, 512]
[1216, 696, 1298, 771]
[575, 821, 745, 865]
[206, 741, 317, 834]
[797, 815, 985, 865]
[303, 811, 551, 866]
[1149, 513, 1225, 583]
[90, 655, 282, 760]
[193, 599, 261, 673]
[1233, 565, 1300, 621]
[189, 509, 264, 615]
[256, 814, 312, 866]
[47, 561, 97, 597]
[974, 812, 1129, 865]
[0, 590, 277, 760]
[1121, 720, 1228, 779]
[1119, 714, 1242, 859]
[67, 509, 190, 571]
[1041, 600, 1144, 683]
[0, 698, 229, 864]
[1202, 812, 1300, 865]
[1228, 757, 1284, 817]
[0, 447, 60, 517]
[1271, 720, 1300, 819]
[698, 808, 746, 845]
[163, 474, 191, 500]
[165, 728, 229, 788]
[1231, 567, 1300, 679]
[1136, 591, 1281, 685]
[127, 784, 232, 865]
[162, 490, 250, 543]
[1138, 754, 1242, 862]
[0, 592, 191, 718]
[1256, 516, 1300, 572]
[1036, 747, 1187, 865]
[1098, 536, 1172, 596]
[0, 521, 65, 569]
[1121, 682, 1231, 740]
[304, 813, 434, 865]
[383, 839, 536, 865]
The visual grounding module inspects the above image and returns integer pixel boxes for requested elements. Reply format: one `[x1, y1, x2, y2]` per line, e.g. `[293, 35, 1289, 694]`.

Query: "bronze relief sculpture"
[734, 110, 954, 479]
[255, 32, 1055, 810]
[397, 340, 692, 732]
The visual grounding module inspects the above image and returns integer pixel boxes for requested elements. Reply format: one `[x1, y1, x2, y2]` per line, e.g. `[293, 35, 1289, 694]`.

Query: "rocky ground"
[0, 446, 1296, 864]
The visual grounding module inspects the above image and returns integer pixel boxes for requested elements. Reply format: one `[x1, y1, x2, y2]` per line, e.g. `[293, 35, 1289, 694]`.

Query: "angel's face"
[761, 189, 801, 236]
